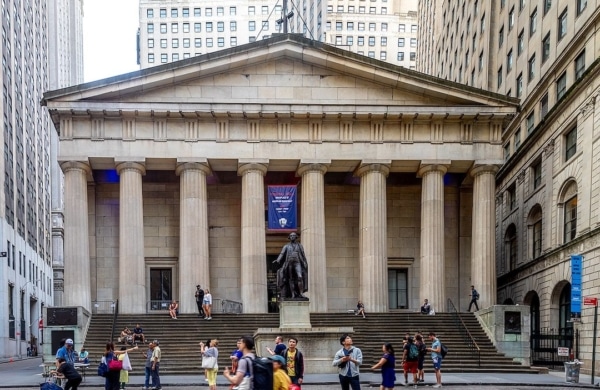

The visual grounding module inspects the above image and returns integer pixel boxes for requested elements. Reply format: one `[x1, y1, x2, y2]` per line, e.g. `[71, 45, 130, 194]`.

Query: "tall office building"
[418, 0, 600, 373]
[324, 0, 419, 68]
[0, 0, 83, 359]
[138, 0, 417, 69]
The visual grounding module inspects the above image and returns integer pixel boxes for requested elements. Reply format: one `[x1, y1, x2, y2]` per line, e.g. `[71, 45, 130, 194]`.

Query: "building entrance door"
[388, 269, 408, 309]
[150, 268, 172, 311]
[267, 255, 279, 313]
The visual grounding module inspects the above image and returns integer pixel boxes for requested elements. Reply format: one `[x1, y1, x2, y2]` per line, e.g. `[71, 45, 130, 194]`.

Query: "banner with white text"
[571, 254, 582, 320]
[267, 185, 297, 231]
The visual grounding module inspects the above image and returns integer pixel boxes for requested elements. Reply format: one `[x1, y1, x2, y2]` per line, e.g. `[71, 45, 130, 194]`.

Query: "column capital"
[175, 161, 212, 176]
[59, 160, 92, 176]
[355, 160, 391, 177]
[417, 160, 450, 177]
[116, 161, 146, 175]
[238, 159, 268, 176]
[297, 160, 330, 176]
[470, 162, 500, 178]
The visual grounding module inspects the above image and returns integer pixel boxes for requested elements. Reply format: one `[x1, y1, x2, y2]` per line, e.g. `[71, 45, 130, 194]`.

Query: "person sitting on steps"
[356, 300, 366, 318]
[169, 300, 179, 319]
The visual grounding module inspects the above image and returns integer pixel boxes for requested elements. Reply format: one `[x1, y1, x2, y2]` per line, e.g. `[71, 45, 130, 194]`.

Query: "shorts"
[403, 360, 418, 373]
[432, 356, 442, 370]
[417, 357, 425, 370]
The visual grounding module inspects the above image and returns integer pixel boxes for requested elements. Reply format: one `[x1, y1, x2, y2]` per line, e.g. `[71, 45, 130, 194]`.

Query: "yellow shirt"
[286, 349, 296, 377]
[273, 368, 291, 390]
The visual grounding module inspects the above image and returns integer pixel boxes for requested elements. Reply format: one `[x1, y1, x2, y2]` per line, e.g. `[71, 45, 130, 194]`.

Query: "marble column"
[418, 162, 449, 311]
[176, 160, 211, 314]
[470, 164, 499, 309]
[238, 160, 268, 313]
[60, 161, 92, 312]
[297, 161, 329, 312]
[356, 161, 390, 313]
[116, 161, 146, 314]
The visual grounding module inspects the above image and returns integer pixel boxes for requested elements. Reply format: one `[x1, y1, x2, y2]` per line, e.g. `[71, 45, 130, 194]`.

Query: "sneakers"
[432, 384, 442, 388]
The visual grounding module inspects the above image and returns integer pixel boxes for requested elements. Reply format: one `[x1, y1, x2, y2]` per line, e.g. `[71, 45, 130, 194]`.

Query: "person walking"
[141, 342, 153, 390]
[195, 285, 205, 318]
[371, 342, 395, 390]
[280, 337, 304, 386]
[150, 340, 162, 390]
[468, 285, 480, 312]
[103, 342, 138, 390]
[333, 333, 363, 390]
[426, 332, 443, 388]
[200, 339, 219, 390]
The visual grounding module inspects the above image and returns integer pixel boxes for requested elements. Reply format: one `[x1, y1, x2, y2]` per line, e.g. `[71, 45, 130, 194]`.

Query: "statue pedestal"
[255, 301, 352, 374]
[280, 300, 312, 328]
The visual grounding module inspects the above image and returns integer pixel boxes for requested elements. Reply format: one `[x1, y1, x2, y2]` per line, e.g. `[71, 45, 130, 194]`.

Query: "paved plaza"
[2, 357, 598, 389]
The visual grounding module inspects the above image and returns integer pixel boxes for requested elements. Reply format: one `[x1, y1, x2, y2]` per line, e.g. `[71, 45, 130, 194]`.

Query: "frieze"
[542, 139, 555, 156]
[579, 92, 599, 119]
[516, 170, 526, 184]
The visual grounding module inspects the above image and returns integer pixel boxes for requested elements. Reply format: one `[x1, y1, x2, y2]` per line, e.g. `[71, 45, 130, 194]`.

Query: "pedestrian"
[203, 288, 213, 320]
[51, 357, 82, 390]
[150, 340, 162, 390]
[356, 300, 366, 318]
[468, 285, 480, 312]
[270, 354, 292, 390]
[200, 339, 219, 390]
[371, 342, 395, 390]
[333, 333, 363, 390]
[402, 336, 419, 387]
[228, 339, 243, 390]
[426, 332, 443, 388]
[415, 333, 427, 383]
[103, 342, 138, 390]
[280, 337, 304, 386]
[195, 285, 205, 318]
[118, 346, 130, 389]
[223, 335, 255, 389]
[266, 335, 286, 356]
[141, 342, 153, 390]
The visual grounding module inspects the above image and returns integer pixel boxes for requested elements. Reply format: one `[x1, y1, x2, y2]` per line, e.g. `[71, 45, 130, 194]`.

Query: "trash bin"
[564, 361, 582, 383]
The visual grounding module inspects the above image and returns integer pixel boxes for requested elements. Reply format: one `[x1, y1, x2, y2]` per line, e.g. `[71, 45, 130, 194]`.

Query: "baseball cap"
[65, 339, 74, 345]
[269, 355, 286, 365]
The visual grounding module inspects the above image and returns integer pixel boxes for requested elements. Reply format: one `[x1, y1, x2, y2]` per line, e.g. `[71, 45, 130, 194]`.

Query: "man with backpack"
[426, 332, 443, 388]
[468, 285, 480, 312]
[224, 335, 273, 390]
[402, 336, 419, 388]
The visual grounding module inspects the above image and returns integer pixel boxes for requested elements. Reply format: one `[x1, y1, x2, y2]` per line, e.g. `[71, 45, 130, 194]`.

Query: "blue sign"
[267, 185, 297, 230]
[571, 255, 583, 319]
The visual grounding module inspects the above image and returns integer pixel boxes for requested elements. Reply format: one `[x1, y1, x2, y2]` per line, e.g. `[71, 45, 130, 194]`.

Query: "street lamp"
[16, 279, 41, 359]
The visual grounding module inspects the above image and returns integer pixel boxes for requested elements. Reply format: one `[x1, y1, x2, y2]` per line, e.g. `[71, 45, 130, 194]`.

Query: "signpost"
[584, 295, 598, 384]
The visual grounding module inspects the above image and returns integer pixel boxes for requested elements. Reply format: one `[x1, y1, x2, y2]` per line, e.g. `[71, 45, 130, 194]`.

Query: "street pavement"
[1, 357, 598, 389]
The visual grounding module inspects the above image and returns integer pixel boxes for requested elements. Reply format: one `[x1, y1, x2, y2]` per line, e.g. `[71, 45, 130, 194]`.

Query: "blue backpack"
[97, 356, 109, 377]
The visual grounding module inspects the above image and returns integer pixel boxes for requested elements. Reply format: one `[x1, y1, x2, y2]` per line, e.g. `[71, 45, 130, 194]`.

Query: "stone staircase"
[83, 312, 537, 375]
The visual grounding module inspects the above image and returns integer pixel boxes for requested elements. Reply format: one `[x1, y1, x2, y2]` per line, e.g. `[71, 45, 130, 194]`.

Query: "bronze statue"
[273, 232, 308, 300]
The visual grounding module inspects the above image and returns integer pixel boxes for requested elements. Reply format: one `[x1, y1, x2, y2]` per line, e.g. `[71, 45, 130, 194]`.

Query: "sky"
[83, 0, 140, 82]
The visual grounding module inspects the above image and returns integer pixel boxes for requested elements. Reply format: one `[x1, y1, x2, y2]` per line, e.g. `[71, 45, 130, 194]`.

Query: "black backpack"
[243, 356, 273, 389]
[440, 343, 448, 358]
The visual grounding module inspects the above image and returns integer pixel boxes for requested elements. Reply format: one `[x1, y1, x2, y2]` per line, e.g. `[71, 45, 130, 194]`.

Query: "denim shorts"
[432, 356, 442, 370]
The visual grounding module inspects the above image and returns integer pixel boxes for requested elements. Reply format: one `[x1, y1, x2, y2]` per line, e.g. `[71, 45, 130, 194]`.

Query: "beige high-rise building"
[0, 0, 83, 360]
[418, 0, 600, 373]
[324, 0, 419, 68]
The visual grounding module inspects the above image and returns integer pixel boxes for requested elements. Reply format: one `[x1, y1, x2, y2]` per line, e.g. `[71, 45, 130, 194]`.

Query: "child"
[119, 346, 130, 389]
[52, 357, 82, 390]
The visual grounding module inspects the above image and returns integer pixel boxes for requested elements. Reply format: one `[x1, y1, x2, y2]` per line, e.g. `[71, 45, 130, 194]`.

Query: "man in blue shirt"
[427, 332, 442, 388]
[55, 338, 76, 367]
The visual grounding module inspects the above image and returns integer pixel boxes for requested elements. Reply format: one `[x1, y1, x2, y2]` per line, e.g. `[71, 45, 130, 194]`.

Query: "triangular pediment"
[43, 34, 518, 112]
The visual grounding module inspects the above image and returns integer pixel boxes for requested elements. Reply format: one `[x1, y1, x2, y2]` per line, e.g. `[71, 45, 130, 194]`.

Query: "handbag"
[97, 356, 109, 377]
[122, 353, 132, 371]
[201, 355, 217, 369]
[108, 358, 123, 371]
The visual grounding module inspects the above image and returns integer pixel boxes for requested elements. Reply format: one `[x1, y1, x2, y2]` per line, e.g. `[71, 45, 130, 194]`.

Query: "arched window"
[559, 283, 573, 343]
[560, 181, 578, 244]
[505, 224, 517, 270]
[527, 205, 542, 259]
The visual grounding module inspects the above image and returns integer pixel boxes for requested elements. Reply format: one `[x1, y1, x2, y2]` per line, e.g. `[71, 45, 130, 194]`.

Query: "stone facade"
[43, 34, 517, 315]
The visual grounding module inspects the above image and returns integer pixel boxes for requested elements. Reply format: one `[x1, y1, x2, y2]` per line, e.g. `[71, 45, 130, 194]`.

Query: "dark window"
[544, 0, 552, 15]
[556, 72, 567, 99]
[575, 50, 585, 80]
[517, 73, 523, 98]
[565, 126, 577, 160]
[530, 8, 537, 36]
[528, 54, 536, 81]
[564, 196, 577, 243]
[558, 8, 567, 40]
[577, 0, 587, 15]
[507, 185, 516, 211]
[506, 224, 518, 270]
[532, 161, 542, 189]
[542, 33, 551, 63]
[526, 112, 535, 134]
[540, 94, 549, 119]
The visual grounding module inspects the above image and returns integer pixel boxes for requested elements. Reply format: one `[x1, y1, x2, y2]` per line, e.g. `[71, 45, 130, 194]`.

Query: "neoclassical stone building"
[43, 34, 517, 315]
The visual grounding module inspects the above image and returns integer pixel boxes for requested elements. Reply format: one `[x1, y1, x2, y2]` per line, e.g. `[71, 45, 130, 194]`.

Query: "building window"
[381, 37, 387, 46]
[542, 33, 551, 63]
[347, 36, 353, 46]
[509, 7, 515, 30]
[369, 22, 376, 31]
[380, 51, 387, 60]
[348, 5, 355, 13]
[382, 23, 388, 32]
[172, 38, 179, 48]
[148, 39, 154, 48]
[147, 23, 154, 33]
[160, 39, 167, 48]
[498, 26, 504, 48]
[575, 50, 586, 80]
[161, 53, 168, 63]
[263, 21, 269, 31]
[230, 37, 237, 46]
[519, 0, 526, 10]
[517, 73, 523, 98]
[530, 8, 537, 36]
[217, 7, 224, 16]
[410, 38, 417, 47]
[194, 38, 202, 48]
[206, 22, 213, 32]
[514, 128, 521, 149]
[517, 30, 524, 55]
[160, 8, 167, 18]
[249, 6, 255, 15]
[336, 22, 342, 31]
[565, 126, 577, 161]
[526, 112, 535, 134]
[183, 23, 190, 33]
[504, 143, 510, 160]
[577, 0, 587, 15]
[540, 94, 549, 119]
[347, 22, 354, 31]
[558, 8, 568, 41]
[497, 67, 503, 88]
[171, 8, 178, 17]
[368, 36, 375, 46]
[505, 224, 518, 270]
[358, 36, 364, 46]
[564, 195, 577, 243]
[544, 0, 552, 15]
[206, 8, 212, 17]
[479, 52, 483, 70]
[160, 23, 167, 33]
[358, 22, 365, 31]
[411, 25, 418, 33]
[337, 5, 344, 12]
[410, 52, 416, 61]
[148, 53, 155, 63]
[194, 23, 201, 32]
[398, 38, 404, 47]
[382, 7, 387, 15]
[399, 24, 405, 32]
[262, 6, 268, 15]
[472, 33, 477, 51]
[171, 23, 178, 33]
[532, 161, 542, 190]
[529, 205, 543, 259]
[528, 54, 536, 81]
[183, 8, 189, 17]
[231, 21, 237, 31]
[556, 71, 567, 99]
[397, 52, 404, 61]
[183, 38, 190, 48]
[506, 50, 513, 72]
[172, 53, 179, 61]
[335, 36, 342, 45]
[249, 21, 255, 31]
[194, 8, 201, 16]
[218, 37, 224, 47]
[217, 22, 224, 32]
[230, 7, 236, 15]
[147, 9, 154, 18]
[206, 38, 213, 47]
[480, 14, 485, 33]
[507, 185, 516, 211]
[368, 51, 375, 58]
